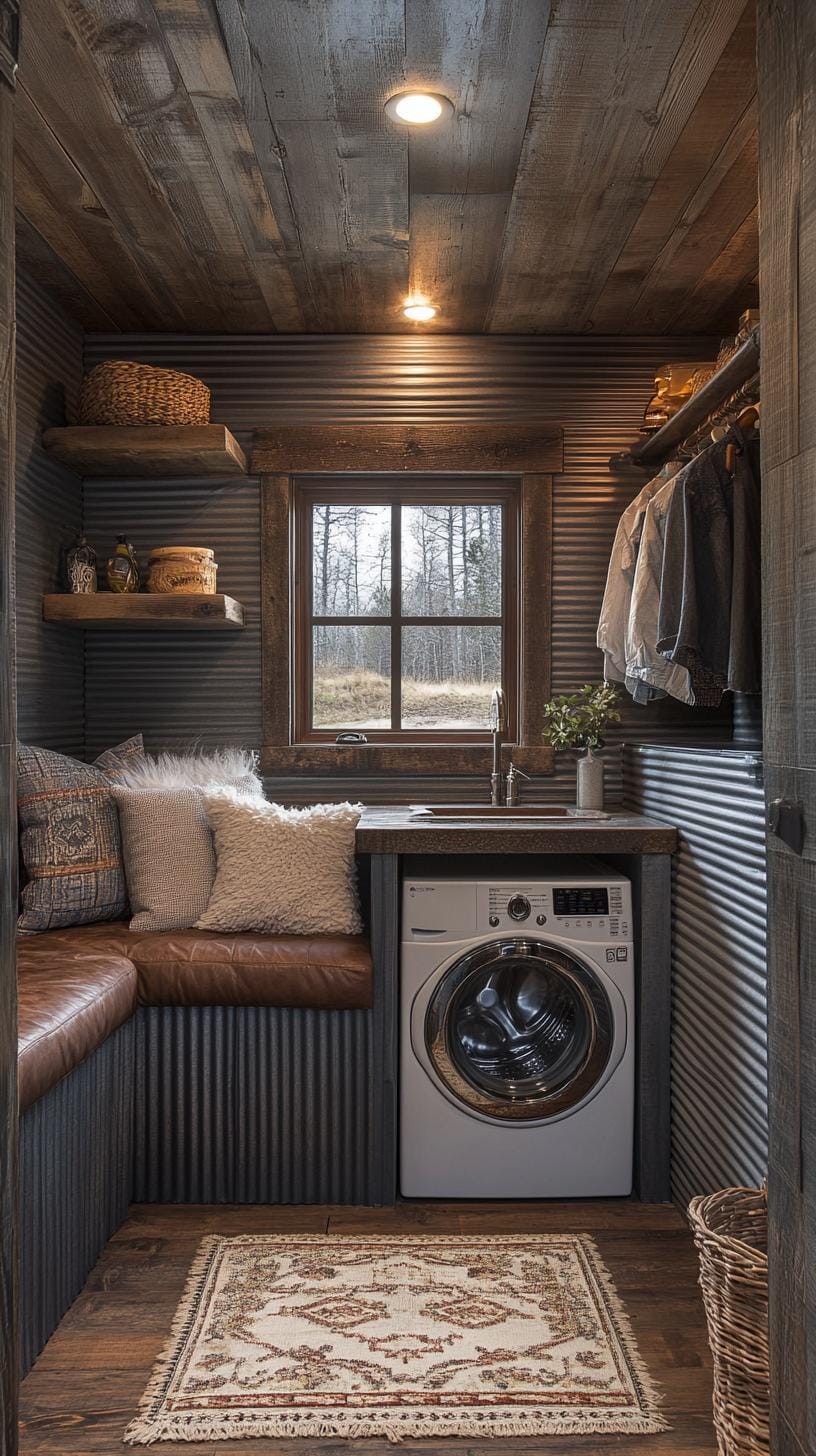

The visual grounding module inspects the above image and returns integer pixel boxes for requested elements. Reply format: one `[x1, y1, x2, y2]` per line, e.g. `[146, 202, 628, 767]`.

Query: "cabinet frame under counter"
[357, 809, 676, 1208]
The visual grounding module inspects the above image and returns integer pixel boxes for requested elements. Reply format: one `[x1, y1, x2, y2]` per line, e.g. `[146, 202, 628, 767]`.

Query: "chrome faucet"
[489, 687, 507, 805]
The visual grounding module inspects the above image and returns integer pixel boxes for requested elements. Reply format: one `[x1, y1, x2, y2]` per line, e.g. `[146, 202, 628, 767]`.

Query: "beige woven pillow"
[197, 797, 362, 936]
[113, 786, 217, 933]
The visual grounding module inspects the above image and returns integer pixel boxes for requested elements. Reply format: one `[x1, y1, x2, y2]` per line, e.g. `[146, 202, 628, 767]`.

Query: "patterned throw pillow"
[17, 736, 144, 933]
[196, 796, 362, 936]
[112, 786, 217, 933]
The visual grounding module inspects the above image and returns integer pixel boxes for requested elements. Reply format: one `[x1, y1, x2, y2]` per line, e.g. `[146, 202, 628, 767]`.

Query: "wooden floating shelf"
[42, 425, 247, 478]
[43, 593, 246, 630]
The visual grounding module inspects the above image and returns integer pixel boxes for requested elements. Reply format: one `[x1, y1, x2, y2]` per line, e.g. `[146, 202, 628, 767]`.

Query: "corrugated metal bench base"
[19, 1021, 134, 1376]
[133, 1006, 388, 1205]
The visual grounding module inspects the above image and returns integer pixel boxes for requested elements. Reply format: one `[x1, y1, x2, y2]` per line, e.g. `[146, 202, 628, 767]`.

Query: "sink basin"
[408, 804, 609, 820]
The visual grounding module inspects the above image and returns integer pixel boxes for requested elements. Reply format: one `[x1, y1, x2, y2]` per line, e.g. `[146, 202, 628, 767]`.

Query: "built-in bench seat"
[18, 921, 372, 1080]
[16, 921, 382, 1375]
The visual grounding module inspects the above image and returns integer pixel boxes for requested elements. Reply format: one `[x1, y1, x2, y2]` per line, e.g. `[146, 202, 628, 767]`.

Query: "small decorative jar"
[576, 747, 604, 812]
[147, 546, 217, 595]
[63, 532, 97, 593]
[106, 535, 140, 593]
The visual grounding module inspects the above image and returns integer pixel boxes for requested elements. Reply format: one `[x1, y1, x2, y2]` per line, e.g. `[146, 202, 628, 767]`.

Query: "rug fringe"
[124, 1235, 221, 1446]
[124, 1408, 669, 1445]
[576, 1234, 669, 1429]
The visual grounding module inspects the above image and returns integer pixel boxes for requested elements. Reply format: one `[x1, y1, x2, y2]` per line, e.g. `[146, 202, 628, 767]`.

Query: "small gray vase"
[576, 748, 604, 811]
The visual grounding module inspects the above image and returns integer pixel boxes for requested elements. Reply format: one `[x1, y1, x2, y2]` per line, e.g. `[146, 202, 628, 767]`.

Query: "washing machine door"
[423, 938, 617, 1122]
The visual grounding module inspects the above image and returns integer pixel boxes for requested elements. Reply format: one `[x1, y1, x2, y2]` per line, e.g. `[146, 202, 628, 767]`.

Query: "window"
[293, 479, 518, 743]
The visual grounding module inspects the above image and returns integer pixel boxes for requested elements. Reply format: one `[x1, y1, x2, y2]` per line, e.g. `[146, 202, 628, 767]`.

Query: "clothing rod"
[609, 327, 761, 470]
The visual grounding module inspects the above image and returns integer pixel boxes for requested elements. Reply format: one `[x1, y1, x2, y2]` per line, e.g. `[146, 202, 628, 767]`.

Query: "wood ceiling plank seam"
[210, 0, 324, 330]
[667, 202, 759, 334]
[629, 99, 758, 295]
[150, 0, 308, 332]
[624, 125, 758, 332]
[486, 0, 748, 334]
[405, 0, 552, 334]
[60, 0, 278, 332]
[215, 0, 409, 334]
[638, 0, 754, 177]
[14, 88, 174, 331]
[22, 0, 232, 329]
[585, 4, 758, 330]
[14, 213, 122, 332]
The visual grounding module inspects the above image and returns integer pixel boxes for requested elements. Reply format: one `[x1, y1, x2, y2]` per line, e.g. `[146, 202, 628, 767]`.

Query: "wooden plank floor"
[19, 1201, 716, 1455]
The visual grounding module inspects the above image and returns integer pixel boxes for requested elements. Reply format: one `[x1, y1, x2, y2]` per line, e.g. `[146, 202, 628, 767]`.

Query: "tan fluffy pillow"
[196, 797, 362, 936]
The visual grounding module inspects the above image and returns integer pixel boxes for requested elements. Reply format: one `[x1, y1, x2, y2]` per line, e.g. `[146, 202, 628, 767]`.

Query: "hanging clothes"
[656, 426, 761, 705]
[624, 472, 695, 705]
[597, 458, 683, 688]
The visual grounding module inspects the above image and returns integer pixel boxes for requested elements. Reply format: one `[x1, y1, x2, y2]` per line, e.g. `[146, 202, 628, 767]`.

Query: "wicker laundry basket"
[78, 360, 210, 426]
[688, 1185, 769, 1456]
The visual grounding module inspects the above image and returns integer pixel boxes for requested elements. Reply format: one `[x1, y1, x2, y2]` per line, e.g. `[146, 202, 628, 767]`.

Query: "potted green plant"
[542, 683, 621, 811]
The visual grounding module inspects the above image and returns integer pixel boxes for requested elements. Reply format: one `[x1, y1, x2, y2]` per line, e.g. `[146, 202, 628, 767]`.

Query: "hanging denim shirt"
[597, 460, 684, 686]
[624, 475, 695, 705]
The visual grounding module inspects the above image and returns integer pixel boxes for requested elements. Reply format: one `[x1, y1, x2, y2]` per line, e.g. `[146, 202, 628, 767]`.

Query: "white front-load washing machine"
[400, 865, 634, 1198]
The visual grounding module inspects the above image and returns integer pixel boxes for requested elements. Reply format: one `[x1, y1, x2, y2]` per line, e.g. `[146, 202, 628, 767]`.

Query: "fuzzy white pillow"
[196, 797, 363, 936]
[115, 746, 263, 798]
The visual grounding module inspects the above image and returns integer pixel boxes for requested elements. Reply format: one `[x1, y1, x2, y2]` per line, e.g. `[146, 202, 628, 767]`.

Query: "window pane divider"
[311, 615, 504, 627]
[391, 502, 401, 730]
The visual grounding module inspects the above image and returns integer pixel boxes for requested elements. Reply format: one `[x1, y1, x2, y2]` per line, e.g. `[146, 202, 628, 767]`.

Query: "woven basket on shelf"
[78, 360, 210, 426]
[688, 1185, 769, 1456]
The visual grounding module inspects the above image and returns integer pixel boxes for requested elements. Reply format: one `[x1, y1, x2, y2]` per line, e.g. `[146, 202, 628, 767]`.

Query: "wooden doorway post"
[758, 3, 816, 1451]
[0, 2, 19, 1452]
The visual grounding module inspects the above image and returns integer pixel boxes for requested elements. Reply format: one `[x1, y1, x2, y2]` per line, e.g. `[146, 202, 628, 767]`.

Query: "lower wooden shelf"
[43, 593, 246, 630]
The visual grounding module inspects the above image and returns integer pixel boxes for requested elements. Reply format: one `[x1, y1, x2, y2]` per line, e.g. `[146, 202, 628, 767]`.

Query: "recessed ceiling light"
[403, 298, 437, 322]
[385, 91, 453, 126]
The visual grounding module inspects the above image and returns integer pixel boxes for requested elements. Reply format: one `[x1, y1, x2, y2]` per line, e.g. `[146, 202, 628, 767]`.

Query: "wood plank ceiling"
[14, 0, 759, 335]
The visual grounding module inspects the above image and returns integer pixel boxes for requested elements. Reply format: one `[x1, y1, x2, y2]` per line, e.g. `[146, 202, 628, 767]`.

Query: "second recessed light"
[385, 91, 453, 126]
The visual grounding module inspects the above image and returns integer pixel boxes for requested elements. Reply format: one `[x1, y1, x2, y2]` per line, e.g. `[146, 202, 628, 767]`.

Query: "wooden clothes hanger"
[725, 403, 760, 474]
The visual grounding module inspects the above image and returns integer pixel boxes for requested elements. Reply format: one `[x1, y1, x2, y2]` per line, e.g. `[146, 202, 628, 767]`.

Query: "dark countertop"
[355, 807, 677, 855]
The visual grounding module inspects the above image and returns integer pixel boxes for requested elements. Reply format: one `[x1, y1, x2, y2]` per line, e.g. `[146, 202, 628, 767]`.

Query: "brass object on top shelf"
[106, 535, 140, 593]
[642, 361, 716, 433]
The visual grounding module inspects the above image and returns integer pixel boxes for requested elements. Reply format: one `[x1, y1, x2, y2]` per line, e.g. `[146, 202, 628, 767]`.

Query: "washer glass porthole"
[424, 938, 615, 1121]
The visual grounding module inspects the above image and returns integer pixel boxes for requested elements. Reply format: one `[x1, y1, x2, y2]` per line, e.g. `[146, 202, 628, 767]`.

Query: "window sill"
[260, 743, 555, 776]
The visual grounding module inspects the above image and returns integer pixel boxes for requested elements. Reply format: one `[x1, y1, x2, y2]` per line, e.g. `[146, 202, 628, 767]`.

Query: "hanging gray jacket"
[656, 428, 761, 706]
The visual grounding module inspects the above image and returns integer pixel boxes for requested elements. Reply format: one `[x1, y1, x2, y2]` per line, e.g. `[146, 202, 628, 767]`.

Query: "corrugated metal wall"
[15, 273, 84, 754]
[19, 1022, 133, 1375]
[623, 744, 768, 1209]
[82, 334, 731, 792]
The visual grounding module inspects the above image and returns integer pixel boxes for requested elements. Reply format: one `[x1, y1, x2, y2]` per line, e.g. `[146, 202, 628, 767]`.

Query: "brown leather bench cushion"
[17, 941, 137, 1112]
[19, 922, 373, 1010]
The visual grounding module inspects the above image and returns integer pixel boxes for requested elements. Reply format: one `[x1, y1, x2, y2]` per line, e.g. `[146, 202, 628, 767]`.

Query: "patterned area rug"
[125, 1233, 668, 1444]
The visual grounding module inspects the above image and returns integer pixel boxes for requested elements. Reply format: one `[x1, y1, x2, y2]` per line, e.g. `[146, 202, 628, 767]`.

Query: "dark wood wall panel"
[0, 38, 18, 1456]
[15, 271, 84, 755]
[758, 1, 816, 1450]
[82, 333, 731, 796]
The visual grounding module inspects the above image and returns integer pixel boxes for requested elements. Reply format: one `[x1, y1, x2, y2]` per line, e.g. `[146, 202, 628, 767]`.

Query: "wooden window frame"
[256, 424, 560, 776]
[292, 478, 518, 747]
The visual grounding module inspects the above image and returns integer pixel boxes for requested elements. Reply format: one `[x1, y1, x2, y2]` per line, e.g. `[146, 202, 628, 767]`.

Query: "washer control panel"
[477, 880, 631, 940]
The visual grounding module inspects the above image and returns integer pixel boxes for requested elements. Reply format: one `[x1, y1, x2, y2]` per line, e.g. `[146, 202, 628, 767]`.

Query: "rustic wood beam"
[252, 424, 564, 476]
